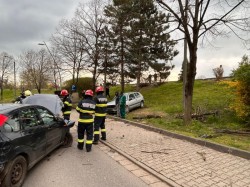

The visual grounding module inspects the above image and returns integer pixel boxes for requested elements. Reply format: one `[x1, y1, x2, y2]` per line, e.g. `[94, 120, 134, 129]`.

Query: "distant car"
[0, 94, 74, 187]
[106, 92, 144, 114]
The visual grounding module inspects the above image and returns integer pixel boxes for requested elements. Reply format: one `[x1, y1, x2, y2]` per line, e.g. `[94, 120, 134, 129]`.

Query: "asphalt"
[100, 115, 250, 187]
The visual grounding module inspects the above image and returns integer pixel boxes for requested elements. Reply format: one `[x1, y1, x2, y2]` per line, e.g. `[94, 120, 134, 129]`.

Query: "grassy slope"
[2, 82, 249, 151]
[121, 80, 250, 151]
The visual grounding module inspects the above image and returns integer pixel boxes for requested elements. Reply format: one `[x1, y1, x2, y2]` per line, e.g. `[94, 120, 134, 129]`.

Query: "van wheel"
[62, 132, 73, 148]
[2, 155, 27, 187]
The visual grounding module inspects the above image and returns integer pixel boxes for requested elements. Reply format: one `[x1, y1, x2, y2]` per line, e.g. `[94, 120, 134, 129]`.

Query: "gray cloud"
[0, 0, 248, 81]
[0, 0, 81, 55]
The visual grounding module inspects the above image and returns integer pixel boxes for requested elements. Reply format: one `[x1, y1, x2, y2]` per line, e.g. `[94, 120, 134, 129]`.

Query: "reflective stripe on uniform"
[78, 139, 84, 143]
[95, 113, 106, 117]
[63, 111, 71, 114]
[86, 140, 93, 144]
[94, 131, 100, 135]
[76, 106, 94, 114]
[64, 101, 72, 106]
[101, 129, 106, 132]
[78, 119, 94, 123]
[96, 104, 107, 107]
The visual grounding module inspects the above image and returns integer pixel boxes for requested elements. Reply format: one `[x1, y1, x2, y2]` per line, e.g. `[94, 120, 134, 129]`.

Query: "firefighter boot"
[101, 131, 106, 141]
[93, 134, 99, 145]
[86, 144, 92, 152]
[77, 142, 83, 150]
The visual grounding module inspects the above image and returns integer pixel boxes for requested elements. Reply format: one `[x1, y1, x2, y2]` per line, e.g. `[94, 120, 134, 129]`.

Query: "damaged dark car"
[0, 94, 74, 187]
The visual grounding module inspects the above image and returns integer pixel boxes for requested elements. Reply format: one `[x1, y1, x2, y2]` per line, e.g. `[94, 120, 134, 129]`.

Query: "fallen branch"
[197, 151, 206, 161]
[176, 111, 219, 120]
[141, 150, 169, 155]
[215, 129, 250, 136]
[133, 115, 162, 119]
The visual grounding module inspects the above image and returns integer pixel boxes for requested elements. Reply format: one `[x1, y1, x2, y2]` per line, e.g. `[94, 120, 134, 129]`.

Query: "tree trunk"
[121, 34, 125, 93]
[184, 44, 197, 125]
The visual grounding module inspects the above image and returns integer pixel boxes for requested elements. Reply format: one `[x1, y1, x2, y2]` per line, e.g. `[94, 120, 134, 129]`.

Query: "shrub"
[231, 55, 250, 122]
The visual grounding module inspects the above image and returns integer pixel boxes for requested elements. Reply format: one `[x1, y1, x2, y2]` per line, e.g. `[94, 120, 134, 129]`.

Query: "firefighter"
[93, 86, 108, 144]
[119, 92, 126, 119]
[76, 90, 95, 152]
[60, 89, 72, 120]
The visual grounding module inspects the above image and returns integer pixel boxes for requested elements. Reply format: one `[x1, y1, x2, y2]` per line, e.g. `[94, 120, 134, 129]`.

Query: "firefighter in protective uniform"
[93, 86, 108, 144]
[60, 89, 72, 120]
[76, 90, 96, 152]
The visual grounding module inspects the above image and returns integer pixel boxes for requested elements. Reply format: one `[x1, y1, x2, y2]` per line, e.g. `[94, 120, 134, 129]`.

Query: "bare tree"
[51, 18, 86, 89]
[19, 49, 52, 93]
[74, 0, 107, 90]
[157, 0, 250, 124]
[0, 52, 14, 100]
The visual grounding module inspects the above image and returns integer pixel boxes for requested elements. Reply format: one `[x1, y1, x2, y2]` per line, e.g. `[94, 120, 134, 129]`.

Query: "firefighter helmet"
[60, 89, 69, 96]
[24, 90, 32, 97]
[95, 86, 104, 93]
[85, 90, 93, 97]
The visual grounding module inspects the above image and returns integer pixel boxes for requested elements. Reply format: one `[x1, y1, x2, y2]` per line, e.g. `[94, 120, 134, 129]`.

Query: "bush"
[63, 77, 93, 96]
[231, 55, 250, 122]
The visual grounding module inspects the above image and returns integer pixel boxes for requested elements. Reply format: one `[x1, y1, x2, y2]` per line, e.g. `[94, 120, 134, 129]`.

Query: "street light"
[38, 41, 62, 90]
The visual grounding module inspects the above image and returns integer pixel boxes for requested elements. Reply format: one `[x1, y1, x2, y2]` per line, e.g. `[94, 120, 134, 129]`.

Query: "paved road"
[23, 112, 149, 187]
[104, 117, 250, 187]
[23, 142, 148, 187]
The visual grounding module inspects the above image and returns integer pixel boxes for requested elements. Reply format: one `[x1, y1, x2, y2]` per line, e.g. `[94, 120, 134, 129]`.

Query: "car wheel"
[62, 132, 73, 148]
[125, 106, 129, 113]
[2, 155, 27, 187]
[140, 101, 144, 108]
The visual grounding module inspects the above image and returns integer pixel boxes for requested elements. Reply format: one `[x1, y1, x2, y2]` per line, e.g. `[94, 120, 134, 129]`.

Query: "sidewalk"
[102, 118, 250, 187]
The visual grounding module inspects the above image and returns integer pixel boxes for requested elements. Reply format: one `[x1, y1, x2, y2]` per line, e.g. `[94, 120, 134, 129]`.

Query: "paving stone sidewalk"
[104, 118, 250, 187]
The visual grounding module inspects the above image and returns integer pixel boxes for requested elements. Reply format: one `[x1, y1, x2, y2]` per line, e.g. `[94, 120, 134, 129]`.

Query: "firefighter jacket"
[94, 94, 107, 117]
[62, 96, 72, 115]
[76, 98, 96, 123]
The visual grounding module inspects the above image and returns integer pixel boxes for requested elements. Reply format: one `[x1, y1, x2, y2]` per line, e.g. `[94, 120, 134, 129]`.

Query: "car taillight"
[0, 114, 8, 127]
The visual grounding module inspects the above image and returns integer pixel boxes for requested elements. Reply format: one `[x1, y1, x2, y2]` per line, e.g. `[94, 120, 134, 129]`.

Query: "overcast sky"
[0, 0, 249, 81]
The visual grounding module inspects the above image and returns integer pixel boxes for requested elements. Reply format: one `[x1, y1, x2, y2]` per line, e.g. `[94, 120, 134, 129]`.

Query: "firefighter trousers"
[77, 122, 93, 152]
[93, 116, 106, 143]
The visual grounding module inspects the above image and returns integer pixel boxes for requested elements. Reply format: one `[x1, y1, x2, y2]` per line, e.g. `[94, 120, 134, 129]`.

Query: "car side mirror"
[56, 117, 66, 126]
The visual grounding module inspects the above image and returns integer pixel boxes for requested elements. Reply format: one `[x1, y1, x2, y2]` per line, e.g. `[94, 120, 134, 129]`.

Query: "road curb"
[100, 140, 181, 187]
[107, 115, 250, 160]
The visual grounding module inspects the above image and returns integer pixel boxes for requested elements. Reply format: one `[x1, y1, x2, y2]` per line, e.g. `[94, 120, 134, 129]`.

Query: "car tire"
[2, 155, 27, 187]
[140, 101, 144, 108]
[62, 132, 73, 148]
[125, 106, 129, 113]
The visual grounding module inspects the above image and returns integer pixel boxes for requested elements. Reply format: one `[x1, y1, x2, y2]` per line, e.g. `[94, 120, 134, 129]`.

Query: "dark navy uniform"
[62, 96, 72, 120]
[93, 93, 107, 144]
[76, 96, 95, 152]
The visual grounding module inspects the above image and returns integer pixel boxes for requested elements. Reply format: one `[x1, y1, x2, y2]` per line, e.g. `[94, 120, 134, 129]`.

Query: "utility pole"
[14, 60, 16, 98]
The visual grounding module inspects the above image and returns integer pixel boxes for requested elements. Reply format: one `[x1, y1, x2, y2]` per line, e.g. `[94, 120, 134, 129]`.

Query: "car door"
[36, 107, 63, 154]
[18, 107, 47, 163]
[134, 92, 142, 107]
[128, 93, 137, 110]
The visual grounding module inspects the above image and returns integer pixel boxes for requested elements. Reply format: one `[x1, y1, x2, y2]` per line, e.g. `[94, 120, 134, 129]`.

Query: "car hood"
[22, 94, 63, 116]
[107, 100, 116, 106]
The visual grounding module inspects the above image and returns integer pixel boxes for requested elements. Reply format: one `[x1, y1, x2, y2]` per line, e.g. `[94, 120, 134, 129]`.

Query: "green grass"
[2, 81, 250, 151]
[113, 80, 250, 152]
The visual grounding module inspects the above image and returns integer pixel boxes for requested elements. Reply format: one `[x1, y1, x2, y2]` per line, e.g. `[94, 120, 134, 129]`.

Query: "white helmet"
[24, 90, 32, 96]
